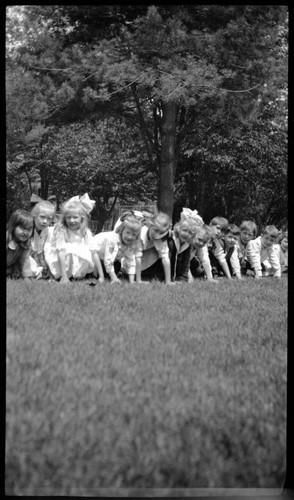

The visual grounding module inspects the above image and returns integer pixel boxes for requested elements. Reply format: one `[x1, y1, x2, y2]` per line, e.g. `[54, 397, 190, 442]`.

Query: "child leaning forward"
[246, 225, 281, 279]
[91, 215, 142, 284]
[135, 212, 172, 284]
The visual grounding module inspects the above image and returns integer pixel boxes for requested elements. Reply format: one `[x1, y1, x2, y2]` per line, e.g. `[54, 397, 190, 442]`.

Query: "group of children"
[6, 193, 288, 285]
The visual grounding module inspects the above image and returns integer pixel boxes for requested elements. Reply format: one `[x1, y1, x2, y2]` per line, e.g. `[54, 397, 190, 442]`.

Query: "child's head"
[56, 194, 95, 235]
[239, 220, 257, 245]
[31, 201, 55, 231]
[114, 210, 153, 231]
[147, 212, 171, 240]
[278, 230, 288, 251]
[61, 200, 88, 232]
[223, 223, 240, 248]
[193, 225, 212, 249]
[115, 216, 142, 245]
[7, 209, 34, 243]
[209, 216, 229, 239]
[261, 225, 279, 248]
[173, 218, 199, 244]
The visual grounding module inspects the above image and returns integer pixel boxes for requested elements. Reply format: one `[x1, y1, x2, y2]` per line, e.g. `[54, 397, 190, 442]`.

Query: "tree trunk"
[158, 101, 177, 218]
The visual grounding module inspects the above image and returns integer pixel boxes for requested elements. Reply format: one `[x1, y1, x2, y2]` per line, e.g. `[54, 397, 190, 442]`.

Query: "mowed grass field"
[6, 277, 287, 496]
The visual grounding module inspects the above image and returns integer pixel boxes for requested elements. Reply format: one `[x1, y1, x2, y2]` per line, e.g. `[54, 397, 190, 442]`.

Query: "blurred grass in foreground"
[6, 277, 287, 495]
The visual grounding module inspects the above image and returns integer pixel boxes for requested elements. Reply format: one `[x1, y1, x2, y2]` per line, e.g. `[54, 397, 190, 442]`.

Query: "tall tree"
[6, 5, 288, 219]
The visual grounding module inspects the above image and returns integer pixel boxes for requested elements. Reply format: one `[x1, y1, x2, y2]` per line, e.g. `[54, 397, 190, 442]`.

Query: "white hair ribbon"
[79, 193, 96, 214]
[66, 193, 95, 214]
[180, 207, 204, 226]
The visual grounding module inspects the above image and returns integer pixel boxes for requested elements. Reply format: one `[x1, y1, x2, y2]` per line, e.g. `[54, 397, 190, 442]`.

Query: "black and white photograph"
[6, 5, 288, 497]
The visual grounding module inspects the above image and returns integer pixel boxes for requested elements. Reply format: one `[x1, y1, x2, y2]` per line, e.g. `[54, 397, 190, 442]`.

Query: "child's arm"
[158, 241, 172, 284]
[220, 260, 232, 279]
[19, 248, 31, 278]
[268, 245, 281, 278]
[121, 252, 137, 285]
[198, 245, 218, 282]
[91, 251, 105, 283]
[135, 256, 142, 282]
[161, 255, 171, 284]
[230, 246, 243, 279]
[109, 270, 121, 283]
[212, 242, 232, 279]
[103, 238, 121, 283]
[188, 269, 194, 283]
[135, 244, 144, 283]
[246, 239, 262, 279]
[58, 249, 70, 284]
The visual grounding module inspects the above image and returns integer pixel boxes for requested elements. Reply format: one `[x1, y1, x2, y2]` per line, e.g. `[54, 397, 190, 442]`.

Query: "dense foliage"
[6, 5, 288, 227]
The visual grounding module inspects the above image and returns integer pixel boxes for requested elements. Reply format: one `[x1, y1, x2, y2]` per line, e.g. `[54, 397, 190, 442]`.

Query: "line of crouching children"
[6, 193, 287, 284]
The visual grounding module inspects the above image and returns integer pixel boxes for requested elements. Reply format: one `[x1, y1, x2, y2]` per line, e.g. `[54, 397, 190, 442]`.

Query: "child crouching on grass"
[246, 225, 281, 279]
[167, 208, 202, 282]
[6, 209, 34, 279]
[207, 216, 232, 279]
[189, 225, 218, 282]
[135, 212, 172, 284]
[215, 224, 243, 279]
[44, 194, 104, 284]
[28, 200, 56, 279]
[91, 215, 142, 284]
[237, 220, 257, 276]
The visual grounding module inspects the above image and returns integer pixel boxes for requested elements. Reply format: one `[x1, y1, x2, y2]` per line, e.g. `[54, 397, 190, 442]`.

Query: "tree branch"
[131, 83, 157, 169]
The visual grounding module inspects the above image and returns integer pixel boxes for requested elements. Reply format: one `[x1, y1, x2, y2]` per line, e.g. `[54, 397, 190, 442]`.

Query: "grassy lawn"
[6, 277, 287, 496]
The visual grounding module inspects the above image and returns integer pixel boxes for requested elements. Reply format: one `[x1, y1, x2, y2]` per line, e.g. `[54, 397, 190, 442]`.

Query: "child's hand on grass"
[60, 275, 70, 285]
[111, 278, 122, 285]
[98, 277, 105, 284]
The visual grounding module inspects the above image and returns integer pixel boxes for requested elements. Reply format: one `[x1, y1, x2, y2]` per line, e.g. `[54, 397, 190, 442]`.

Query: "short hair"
[262, 225, 279, 238]
[224, 223, 240, 236]
[239, 220, 257, 237]
[31, 201, 56, 216]
[209, 216, 229, 230]
[7, 209, 34, 238]
[278, 230, 288, 243]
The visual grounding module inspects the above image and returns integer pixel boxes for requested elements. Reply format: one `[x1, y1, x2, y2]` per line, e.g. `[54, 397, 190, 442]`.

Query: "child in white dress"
[28, 200, 56, 279]
[92, 215, 142, 284]
[44, 194, 104, 284]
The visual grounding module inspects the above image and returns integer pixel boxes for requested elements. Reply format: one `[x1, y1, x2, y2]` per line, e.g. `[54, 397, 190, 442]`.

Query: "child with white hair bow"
[44, 193, 104, 284]
[167, 208, 203, 282]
